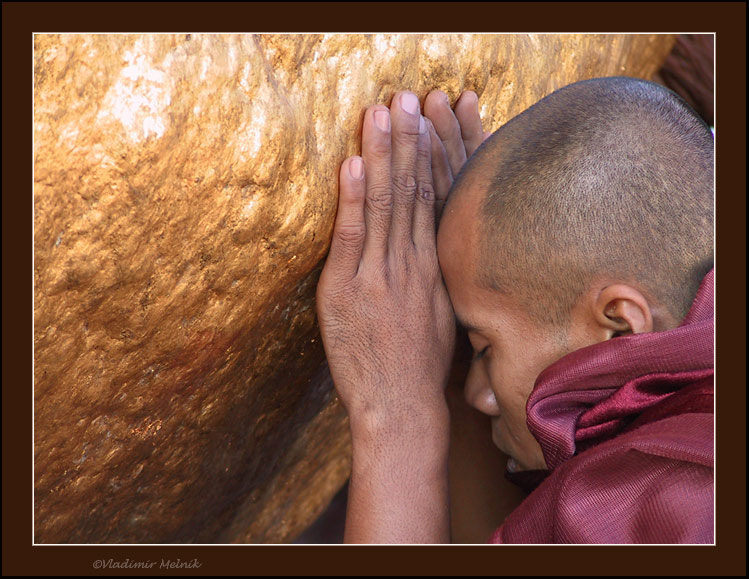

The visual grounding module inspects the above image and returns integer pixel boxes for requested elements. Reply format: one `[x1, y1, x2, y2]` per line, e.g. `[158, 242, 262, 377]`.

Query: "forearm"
[344, 399, 451, 544]
[316, 92, 469, 543]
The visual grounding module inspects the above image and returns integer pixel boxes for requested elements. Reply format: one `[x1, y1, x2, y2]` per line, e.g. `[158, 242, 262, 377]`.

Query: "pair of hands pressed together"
[316, 89, 488, 543]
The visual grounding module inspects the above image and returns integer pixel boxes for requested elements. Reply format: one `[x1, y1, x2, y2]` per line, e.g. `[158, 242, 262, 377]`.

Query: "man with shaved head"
[316, 77, 714, 543]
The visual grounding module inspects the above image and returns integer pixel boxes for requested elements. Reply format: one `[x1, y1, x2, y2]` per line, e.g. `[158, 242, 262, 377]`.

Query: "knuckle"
[365, 184, 393, 211]
[416, 181, 435, 202]
[335, 223, 365, 245]
[394, 129, 420, 147]
[392, 172, 417, 196]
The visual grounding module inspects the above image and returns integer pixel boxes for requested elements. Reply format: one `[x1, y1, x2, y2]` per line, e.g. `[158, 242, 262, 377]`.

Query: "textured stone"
[33, 33, 675, 543]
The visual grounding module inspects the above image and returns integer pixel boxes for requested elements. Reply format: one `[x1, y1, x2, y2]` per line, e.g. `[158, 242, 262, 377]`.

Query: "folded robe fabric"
[489, 268, 714, 544]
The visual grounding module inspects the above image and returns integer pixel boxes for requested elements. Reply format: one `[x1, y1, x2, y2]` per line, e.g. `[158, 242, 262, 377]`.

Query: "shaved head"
[449, 77, 714, 328]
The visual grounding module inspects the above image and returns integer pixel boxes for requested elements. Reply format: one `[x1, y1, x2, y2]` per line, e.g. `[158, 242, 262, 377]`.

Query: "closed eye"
[473, 345, 489, 361]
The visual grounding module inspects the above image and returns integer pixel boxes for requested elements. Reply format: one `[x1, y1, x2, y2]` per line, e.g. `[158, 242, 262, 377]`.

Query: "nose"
[463, 363, 501, 417]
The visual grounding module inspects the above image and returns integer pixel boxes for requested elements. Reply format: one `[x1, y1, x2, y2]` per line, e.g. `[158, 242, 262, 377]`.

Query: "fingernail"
[465, 91, 479, 109]
[349, 157, 363, 180]
[419, 115, 426, 134]
[374, 110, 390, 132]
[400, 93, 420, 115]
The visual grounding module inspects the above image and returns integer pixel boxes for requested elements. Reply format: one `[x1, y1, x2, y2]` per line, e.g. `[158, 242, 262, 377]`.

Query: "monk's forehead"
[438, 172, 488, 289]
[443, 167, 490, 237]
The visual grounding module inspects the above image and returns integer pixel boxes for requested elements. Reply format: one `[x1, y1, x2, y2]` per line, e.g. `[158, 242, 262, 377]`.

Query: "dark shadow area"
[654, 34, 714, 126]
[291, 479, 349, 544]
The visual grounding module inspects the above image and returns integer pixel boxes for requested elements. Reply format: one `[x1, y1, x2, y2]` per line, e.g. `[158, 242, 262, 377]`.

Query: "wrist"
[345, 399, 452, 544]
[348, 397, 451, 456]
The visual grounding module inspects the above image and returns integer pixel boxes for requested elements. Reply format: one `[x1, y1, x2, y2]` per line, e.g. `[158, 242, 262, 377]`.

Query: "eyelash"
[473, 346, 489, 361]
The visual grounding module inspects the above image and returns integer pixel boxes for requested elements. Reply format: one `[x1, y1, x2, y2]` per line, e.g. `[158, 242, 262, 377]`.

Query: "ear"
[593, 284, 654, 338]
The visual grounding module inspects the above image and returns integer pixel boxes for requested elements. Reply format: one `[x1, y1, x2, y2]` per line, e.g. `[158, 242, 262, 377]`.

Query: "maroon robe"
[489, 269, 714, 543]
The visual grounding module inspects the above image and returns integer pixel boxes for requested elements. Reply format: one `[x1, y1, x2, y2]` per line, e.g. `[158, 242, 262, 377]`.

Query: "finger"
[389, 91, 422, 251]
[413, 118, 437, 251]
[426, 117, 453, 219]
[423, 90, 467, 178]
[454, 91, 484, 157]
[483, 130, 492, 142]
[327, 157, 367, 280]
[361, 105, 393, 264]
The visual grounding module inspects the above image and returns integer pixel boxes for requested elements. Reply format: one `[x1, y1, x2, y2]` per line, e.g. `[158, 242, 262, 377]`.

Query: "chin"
[492, 429, 518, 467]
[491, 430, 526, 472]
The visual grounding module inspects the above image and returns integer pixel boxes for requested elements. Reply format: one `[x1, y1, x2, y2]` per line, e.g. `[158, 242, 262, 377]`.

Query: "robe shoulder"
[490, 412, 713, 544]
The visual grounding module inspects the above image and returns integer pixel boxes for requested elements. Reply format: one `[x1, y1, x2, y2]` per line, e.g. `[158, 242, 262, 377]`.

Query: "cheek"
[486, 361, 530, 414]
[497, 417, 524, 451]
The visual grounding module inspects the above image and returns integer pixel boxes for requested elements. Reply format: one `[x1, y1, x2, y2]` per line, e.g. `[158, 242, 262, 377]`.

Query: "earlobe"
[595, 285, 654, 338]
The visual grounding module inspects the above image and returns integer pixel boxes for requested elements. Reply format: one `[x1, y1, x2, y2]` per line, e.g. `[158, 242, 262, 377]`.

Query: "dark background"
[4, 3, 744, 575]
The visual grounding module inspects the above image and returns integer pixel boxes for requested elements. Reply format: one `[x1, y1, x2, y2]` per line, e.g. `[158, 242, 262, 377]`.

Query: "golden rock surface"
[33, 34, 675, 543]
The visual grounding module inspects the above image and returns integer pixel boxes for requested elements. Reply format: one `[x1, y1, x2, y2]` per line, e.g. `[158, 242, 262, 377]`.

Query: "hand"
[316, 91, 455, 430]
[422, 90, 491, 219]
